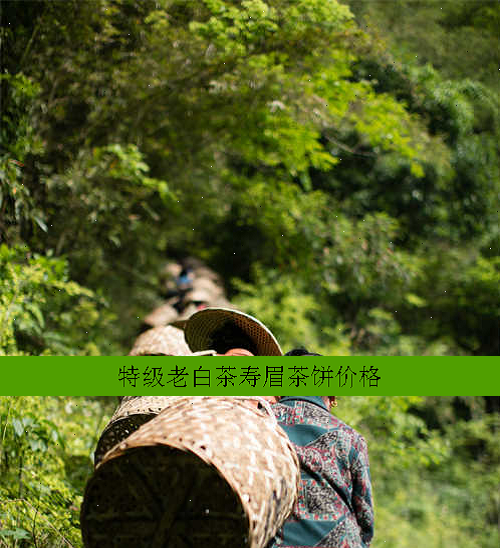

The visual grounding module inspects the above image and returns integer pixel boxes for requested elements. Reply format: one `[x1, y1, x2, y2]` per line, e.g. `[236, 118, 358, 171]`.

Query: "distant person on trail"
[176, 266, 193, 291]
[268, 348, 374, 548]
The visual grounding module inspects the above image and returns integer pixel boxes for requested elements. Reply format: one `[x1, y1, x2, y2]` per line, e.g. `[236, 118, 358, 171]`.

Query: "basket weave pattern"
[83, 397, 299, 548]
[129, 326, 192, 356]
[94, 396, 184, 464]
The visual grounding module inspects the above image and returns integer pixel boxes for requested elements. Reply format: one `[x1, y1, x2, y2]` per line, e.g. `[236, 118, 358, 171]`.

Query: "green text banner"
[0, 356, 497, 395]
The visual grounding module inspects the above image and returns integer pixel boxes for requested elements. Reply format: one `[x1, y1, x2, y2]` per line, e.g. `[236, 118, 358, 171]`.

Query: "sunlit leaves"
[0, 245, 113, 355]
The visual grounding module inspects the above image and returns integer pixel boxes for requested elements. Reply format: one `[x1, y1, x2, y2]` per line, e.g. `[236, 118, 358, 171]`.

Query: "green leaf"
[0, 528, 31, 540]
[405, 293, 426, 307]
[11, 417, 24, 437]
[34, 215, 48, 232]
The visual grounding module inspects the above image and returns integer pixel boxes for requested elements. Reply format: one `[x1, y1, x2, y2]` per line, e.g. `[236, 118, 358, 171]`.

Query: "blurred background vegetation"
[0, 396, 499, 547]
[1, 0, 498, 357]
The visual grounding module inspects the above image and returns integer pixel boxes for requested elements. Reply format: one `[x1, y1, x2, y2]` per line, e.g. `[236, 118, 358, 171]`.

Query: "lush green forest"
[1, 396, 499, 547]
[0, 3, 499, 543]
[1, 0, 498, 357]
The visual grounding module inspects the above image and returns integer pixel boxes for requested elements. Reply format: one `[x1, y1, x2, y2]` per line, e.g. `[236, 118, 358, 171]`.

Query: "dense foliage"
[1, 3, 498, 546]
[1, 0, 498, 356]
[1, 396, 498, 547]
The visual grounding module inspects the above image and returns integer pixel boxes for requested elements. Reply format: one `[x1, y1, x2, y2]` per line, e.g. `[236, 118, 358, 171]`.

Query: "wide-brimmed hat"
[184, 308, 283, 356]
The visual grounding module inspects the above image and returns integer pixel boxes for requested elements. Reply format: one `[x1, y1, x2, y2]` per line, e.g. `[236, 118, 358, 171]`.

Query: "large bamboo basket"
[81, 397, 300, 548]
[94, 325, 192, 464]
[94, 396, 184, 465]
[129, 326, 192, 356]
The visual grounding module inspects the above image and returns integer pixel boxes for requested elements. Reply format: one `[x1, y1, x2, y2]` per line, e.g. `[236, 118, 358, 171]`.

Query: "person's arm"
[350, 435, 374, 546]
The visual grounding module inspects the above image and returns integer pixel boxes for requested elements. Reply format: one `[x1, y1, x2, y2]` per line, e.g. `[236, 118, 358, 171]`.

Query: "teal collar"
[279, 396, 328, 411]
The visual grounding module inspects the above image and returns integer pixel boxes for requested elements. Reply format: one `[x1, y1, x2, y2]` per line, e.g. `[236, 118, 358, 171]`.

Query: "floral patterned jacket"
[268, 396, 374, 548]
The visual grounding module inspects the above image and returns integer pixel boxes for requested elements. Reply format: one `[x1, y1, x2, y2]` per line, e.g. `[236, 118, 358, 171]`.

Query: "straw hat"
[184, 308, 283, 356]
[191, 276, 224, 293]
[192, 265, 223, 284]
[185, 286, 220, 304]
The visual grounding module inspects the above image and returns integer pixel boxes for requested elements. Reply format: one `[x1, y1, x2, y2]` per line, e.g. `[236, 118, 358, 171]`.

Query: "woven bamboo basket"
[94, 327, 191, 463]
[94, 396, 184, 465]
[81, 397, 300, 548]
[143, 303, 180, 328]
[129, 326, 192, 356]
